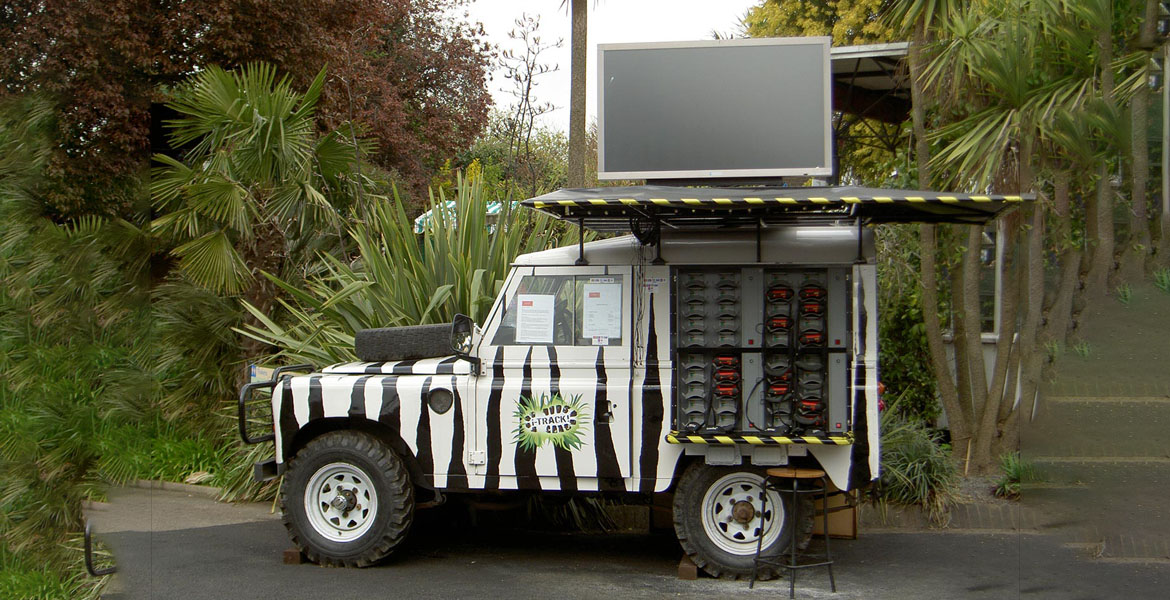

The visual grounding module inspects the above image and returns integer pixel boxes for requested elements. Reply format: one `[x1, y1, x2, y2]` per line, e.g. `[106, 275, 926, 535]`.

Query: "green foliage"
[151, 63, 363, 294]
[1115, 283, 1132, 305]
[450, 111, 571, 203]
[877, 396, 958, 525]
[1072, 340, 1092, 358]
[1044, 340, 1063, 362]
[876, 224, 940, 420]
[994, 452, 1042, 500]
[151, 280, 246, 424]
[240, 175, 590, 364]
[743, 0, 895, 45]
[0, 92, 237, 595]
[0, 130, 147, 596]
[1154, 268, 1170, 294]
[0, 544, 101, 600]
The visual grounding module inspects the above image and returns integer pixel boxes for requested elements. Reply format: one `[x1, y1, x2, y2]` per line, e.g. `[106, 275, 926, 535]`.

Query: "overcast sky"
[462, 0, 761, 131]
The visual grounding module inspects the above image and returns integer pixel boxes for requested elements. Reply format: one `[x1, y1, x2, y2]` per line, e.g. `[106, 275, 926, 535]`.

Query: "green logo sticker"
[513, 393, 590, 452]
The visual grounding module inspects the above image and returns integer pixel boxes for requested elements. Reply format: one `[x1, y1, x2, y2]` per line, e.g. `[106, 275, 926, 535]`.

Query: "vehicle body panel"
[270, 228, 877, 492]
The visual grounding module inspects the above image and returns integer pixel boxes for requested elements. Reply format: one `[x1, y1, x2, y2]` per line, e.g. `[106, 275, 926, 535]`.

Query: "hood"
[320, 356, 472, 376]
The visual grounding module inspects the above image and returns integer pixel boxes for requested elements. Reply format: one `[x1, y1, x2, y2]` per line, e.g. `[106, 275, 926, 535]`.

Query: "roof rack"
[522, 185, 1030, 232]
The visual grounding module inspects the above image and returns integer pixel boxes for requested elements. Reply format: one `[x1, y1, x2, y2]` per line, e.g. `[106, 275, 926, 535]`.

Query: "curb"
[128, 479, 223, 499]
[1047, 396, 1170, 404]
[858, 501, 1036, 532]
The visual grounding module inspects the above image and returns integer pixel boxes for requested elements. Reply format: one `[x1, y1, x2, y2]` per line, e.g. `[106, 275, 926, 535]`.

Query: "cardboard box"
[812, 489, 858, 539]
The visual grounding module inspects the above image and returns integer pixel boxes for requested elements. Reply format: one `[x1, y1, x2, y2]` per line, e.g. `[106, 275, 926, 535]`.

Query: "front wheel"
[282, 431, 414, 567]
[672, 463, 812, 579]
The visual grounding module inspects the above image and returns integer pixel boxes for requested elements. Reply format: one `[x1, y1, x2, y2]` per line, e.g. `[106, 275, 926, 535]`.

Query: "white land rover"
[238, 185, 1021, 577]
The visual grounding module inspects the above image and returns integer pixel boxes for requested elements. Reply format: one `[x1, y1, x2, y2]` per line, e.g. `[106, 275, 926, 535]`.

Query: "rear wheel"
[282, 431, 414, 567]
[672, 463, 812, 579]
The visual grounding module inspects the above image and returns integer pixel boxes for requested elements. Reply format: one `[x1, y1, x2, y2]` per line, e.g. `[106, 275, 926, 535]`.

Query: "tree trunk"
[1043, 171, 1080, 345]
[566, 0, 587, 188]
[1122, 83, 1150, 279]
[239, 219, 286, 369]
[1087, 16, 1116, 293]
[909, 21, 931, 187]
[1131, 1, 1157, 271]
[972, 219, 1019, 473]
[921, 225, 970, 462]
[961, 226, 988, 408]
[1015, 205, 1046, 434]
[1136, 1, 1165, 269]
[908, 18, 975, 461]
[1085, 164, 1114, 300]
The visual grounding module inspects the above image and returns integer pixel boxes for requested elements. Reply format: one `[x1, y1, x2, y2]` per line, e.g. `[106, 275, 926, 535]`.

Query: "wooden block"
[678, 554, 698, 580]
[283, 548, 305, 564]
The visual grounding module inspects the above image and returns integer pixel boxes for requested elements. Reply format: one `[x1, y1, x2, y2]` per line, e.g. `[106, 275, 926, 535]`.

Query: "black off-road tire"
[282, 431, 414, 567]
[672, 462, 814, 580]
[354, 324, 452, 362]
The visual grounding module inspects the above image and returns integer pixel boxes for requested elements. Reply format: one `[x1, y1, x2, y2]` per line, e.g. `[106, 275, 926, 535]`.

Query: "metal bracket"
[84, 521, 116, 577]
[238, 364, 313, 444]
[854, 216, 865, 264]
[574, 218, 589, 265]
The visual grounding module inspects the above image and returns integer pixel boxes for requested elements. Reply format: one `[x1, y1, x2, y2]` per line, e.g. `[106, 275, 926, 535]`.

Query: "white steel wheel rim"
[304, 462, 378, 543]
[700, 472, 785, 556]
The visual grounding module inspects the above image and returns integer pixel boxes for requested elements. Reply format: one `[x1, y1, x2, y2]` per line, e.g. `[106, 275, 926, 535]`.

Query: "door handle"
[597, 400, 613, 423]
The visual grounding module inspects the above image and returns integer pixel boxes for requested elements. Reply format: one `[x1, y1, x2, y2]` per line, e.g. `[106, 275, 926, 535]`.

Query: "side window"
[493, 275, 575, 345]
[574, 275, 624, 346]
[492, 274, 625, 346]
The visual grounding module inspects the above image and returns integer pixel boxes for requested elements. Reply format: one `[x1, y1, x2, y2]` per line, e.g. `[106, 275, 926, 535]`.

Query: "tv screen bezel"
[596, 37, 833, 181]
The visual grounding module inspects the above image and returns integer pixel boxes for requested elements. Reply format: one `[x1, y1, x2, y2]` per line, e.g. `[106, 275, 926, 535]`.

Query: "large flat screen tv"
[597, 37, 832, 181]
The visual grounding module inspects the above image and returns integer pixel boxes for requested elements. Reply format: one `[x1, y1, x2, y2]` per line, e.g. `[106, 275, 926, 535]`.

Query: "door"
[472, 265, 632, 492]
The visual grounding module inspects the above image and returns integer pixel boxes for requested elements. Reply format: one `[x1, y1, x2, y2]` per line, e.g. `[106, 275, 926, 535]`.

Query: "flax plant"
[240, 175, 589, 364]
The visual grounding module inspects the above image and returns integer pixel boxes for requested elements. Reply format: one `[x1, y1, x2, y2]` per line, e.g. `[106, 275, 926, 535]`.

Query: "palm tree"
[565, 0, 589, 188]
[1124, 0, 1160, 275]
[151, 63, 361, 327]
[886, 0, 967, 463]
[885, 0, 1151, 471]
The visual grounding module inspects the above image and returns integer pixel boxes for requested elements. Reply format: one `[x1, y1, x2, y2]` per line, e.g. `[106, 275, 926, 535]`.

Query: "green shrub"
[1155, 268, 1170, 294]
[876, 224, 939, 422]
[994, 452, 1041, 500]
[0, 544, 101, 600]
[877, 397, 958, 525]
[1115, 283, 1132, 305]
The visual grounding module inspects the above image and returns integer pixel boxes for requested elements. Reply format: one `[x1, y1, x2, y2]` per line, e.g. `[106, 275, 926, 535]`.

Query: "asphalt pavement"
[85, 487, 1170, 600]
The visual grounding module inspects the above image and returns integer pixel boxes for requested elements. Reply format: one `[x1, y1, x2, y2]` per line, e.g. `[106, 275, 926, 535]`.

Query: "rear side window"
[492, 274, 625, 346]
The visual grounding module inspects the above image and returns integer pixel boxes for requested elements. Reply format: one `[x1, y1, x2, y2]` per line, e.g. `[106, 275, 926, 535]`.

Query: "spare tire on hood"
[354, 324, 453, 362]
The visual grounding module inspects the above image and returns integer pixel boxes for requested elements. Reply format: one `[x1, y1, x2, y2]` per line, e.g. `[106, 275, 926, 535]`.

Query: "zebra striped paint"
[270, 265, 868, 494]
[321, 356, 471, 375]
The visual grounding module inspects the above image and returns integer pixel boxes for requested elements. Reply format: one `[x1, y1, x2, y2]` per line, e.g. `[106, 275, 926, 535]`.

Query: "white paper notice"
[515, 294, 555, 343]
[582, 282, 622, 339]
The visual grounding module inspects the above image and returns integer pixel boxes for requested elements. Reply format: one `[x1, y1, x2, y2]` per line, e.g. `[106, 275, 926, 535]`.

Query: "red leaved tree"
[0, 0, 492, 217]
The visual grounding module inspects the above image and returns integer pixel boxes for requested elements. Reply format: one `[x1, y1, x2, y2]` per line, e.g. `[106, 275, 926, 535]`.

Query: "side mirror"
[451, 314, 480, 370]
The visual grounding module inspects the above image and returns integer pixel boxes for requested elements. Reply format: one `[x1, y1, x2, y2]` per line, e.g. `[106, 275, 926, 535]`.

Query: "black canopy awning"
[522, 185, 1029, 231]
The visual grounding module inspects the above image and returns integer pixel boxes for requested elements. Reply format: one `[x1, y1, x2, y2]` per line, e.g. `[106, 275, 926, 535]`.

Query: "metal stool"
[749, 467, 836, 598]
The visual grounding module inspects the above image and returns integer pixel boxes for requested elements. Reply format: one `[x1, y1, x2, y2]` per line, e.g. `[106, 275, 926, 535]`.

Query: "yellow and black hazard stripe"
[664, 431, 854, 446]
[531, 196, 1024, 209]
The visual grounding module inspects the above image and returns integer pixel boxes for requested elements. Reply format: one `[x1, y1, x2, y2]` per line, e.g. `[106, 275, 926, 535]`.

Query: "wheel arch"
[287, 418, 431, 491]
[661, 453, 702, 493]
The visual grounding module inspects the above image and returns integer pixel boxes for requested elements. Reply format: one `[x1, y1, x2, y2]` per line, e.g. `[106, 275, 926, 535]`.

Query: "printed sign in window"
[582, 282, 622, 340]
[515, 294, 555, 344]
